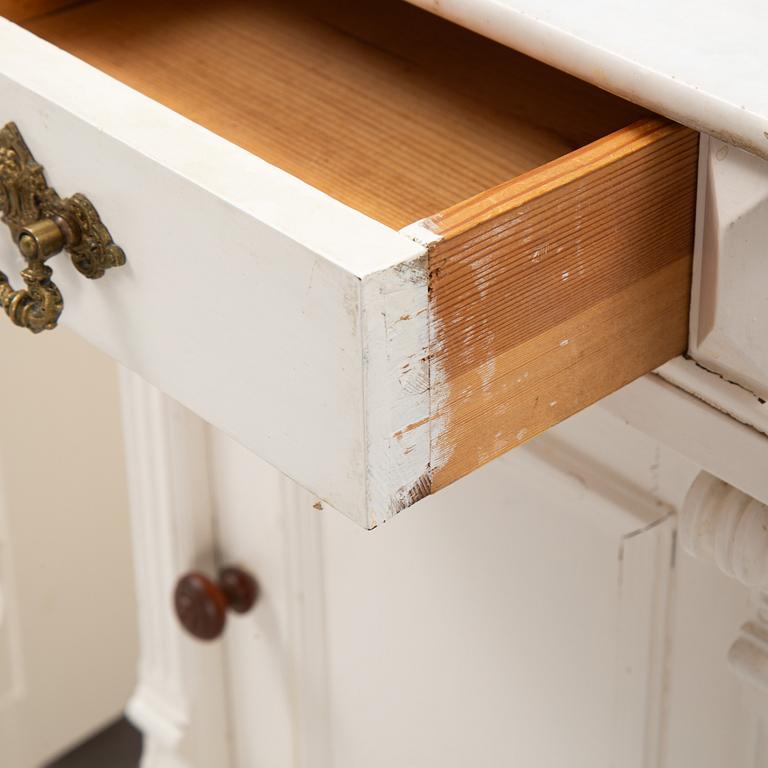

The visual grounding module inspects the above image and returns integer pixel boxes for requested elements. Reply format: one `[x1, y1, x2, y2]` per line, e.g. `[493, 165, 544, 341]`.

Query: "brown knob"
[174, 566, 258, 641]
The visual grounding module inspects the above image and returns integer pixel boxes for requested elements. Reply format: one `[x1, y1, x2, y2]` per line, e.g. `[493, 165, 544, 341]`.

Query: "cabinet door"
[0, 322, 137, 768]
[204, 405, 754, 768]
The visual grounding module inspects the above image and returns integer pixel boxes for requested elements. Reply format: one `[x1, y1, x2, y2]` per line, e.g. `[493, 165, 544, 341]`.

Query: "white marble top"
[407, 0, 768, 160]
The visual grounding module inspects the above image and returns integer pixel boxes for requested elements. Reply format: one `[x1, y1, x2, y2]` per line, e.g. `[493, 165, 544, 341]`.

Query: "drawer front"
[0, 17, 423, 521]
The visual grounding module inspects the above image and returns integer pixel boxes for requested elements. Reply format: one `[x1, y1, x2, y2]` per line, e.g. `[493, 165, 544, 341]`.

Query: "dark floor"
[44, 719, 142, 768]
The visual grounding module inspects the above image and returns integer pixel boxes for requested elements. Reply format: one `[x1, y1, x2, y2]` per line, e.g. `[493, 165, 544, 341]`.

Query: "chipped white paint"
[362, 251, 431, 528]
[399, 219, 443, 248]
[399, 221, 458, 489]
[479, 358, 497, 392]
[407, 0, 768, 160]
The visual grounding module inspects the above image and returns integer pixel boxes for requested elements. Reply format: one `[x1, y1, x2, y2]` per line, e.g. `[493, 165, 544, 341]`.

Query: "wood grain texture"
[25, 0, 643, 229]
[422, 118, 698, 491]
[0, 0, 76, 22]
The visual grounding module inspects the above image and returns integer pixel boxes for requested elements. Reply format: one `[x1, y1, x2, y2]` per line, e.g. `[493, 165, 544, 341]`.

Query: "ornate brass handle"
[0, 122, 125, 333]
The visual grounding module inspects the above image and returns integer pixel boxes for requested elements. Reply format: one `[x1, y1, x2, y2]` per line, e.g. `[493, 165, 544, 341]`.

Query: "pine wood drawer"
[0, 0, 698, 527]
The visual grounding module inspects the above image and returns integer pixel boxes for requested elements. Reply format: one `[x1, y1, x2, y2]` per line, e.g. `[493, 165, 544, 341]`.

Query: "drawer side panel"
[418, 119, 698, 491]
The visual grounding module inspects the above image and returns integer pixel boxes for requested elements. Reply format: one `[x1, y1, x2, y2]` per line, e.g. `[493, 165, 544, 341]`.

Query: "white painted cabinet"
[2, 1, 768, 766]
[124, 376, 766, 768]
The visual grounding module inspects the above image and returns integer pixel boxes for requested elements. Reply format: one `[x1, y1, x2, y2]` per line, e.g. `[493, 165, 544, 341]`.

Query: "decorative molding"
[657, 358, 768, 442]
[119, 369, 231, 768]
[682, 472, 768, 767]
[616, 512, 676, 768]
[681, 472, 768, 589]
[728, 600, 768, 768]
[687, 135, 768, 401]
[602, 370, 768, 508]
[121, 371, 334, 768]
[729, 594, 768, 694]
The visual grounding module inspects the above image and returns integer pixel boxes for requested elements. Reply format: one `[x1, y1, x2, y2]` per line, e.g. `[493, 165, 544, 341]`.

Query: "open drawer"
[0, 0, 698, 527]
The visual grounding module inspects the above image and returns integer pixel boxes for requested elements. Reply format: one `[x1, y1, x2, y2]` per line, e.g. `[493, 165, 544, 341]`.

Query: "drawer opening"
[4, 0, 699, 524]
[20, 0, 647, 230]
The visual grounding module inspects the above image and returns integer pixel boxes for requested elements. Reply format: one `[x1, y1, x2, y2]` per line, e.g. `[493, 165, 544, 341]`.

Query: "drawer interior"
[18, 0, 647, 229]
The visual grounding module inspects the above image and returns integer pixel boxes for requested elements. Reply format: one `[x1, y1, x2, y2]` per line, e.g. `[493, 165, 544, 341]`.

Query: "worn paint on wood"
[412, 118, 699, 492]
[362, 254, 431, 527]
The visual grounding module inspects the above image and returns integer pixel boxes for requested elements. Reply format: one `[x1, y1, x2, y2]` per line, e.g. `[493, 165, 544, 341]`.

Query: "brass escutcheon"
[0, 122, 125, 333]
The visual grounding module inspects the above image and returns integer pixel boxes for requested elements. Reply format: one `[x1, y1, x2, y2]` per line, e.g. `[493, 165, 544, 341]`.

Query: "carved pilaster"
[119, 370, 231, 768]
[681, 472, 768, 590]
[682, 472, 768, 766]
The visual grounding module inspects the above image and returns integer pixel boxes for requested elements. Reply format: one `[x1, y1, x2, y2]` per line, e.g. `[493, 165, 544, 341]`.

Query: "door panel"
[318, 441, 672, 768]
[205, 403, 753, 768]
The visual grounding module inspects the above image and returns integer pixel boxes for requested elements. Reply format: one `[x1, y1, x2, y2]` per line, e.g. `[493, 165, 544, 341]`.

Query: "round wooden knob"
[174, 566, 258, 641]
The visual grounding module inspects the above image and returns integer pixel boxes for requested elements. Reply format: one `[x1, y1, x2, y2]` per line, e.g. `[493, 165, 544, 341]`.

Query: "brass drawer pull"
[0, 122, 125, 333]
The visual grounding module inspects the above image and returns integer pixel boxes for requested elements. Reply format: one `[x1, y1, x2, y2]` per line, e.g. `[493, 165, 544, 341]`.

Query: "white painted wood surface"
[682, 473, 768, 589]
[0, 323, 137, 768]
[208, 431, 331, 768]
[406, 0, 768, 160]
[656, 358, 768, 443]
[0, 18, 429, 529]
[122, 385, 762, 768]
[603, 370, 768, 507]
[316, 436, 677, 768]
[689, 136, 768, 399]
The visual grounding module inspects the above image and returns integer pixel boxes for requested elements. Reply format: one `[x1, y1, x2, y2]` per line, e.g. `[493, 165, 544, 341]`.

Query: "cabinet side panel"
[422, 119, 698, 491]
